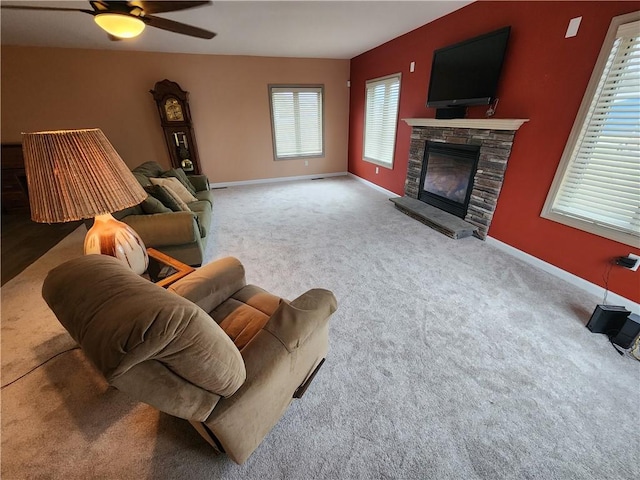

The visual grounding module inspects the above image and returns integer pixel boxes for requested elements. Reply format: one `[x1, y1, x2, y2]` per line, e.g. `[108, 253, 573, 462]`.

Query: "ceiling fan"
[1, 1, 216, 40]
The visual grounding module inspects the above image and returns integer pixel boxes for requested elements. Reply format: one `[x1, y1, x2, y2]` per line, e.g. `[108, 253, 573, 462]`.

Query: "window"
[269, 85, 323, 159]
[363, 74, 401, 168]
[542, 13, 640, 247]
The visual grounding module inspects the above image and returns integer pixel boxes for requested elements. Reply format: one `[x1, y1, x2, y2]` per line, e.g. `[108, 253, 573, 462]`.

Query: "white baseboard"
[210, 172, 348, 189]
[486, 236, 639, 314]
[347, 173, 400, 198]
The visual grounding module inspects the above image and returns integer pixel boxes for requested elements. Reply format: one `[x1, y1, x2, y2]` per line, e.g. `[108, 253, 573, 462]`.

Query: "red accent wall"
[348, 1, 640, 302]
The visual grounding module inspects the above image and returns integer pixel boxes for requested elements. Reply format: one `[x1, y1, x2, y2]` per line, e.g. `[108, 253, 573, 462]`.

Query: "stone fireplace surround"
[401, 118, 528, 239]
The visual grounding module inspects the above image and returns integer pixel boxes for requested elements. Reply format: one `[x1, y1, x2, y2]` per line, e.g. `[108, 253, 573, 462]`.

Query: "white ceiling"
[0, 1, 472, 59]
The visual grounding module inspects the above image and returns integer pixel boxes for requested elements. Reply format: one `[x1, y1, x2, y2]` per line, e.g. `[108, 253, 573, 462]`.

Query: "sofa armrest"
[189, 174, 210, 192]
[169, 257, 247, 312]
[264, 289, 337, 352]
[122, 212, 199, 247]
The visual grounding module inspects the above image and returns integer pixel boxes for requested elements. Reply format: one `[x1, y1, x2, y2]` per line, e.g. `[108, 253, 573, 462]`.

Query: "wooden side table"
[146, 247, 195, 288]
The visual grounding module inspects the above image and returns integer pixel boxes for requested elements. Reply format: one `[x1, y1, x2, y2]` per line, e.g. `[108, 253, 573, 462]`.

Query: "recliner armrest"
[169, 257, 247, 312]
[264, 289, 337, 352]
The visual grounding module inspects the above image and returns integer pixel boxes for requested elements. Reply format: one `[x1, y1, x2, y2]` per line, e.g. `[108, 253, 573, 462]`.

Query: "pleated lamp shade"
[22, 128, 146, 223]
[22, 128, 149, 274]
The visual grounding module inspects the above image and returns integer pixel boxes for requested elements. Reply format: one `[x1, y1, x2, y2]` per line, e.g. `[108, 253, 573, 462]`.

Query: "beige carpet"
[2, 177, 639, 479]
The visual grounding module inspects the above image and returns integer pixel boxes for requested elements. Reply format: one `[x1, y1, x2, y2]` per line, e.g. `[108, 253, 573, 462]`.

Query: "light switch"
[410, 61, 415, 73]
[566, 17, 582, 38]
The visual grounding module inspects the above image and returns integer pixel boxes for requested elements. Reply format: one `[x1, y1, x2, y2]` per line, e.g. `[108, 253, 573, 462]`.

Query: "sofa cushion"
[140, 195, 172, 214]
[132, 171, 152, 188]
[195, 189, 214, 207]
[188, 199, 210, 214]
[211, 285, 281, 350]
[145, 185, 189, 212]
[162, 168, 197, 196]
[150, 177, 198, 204]
[162, 185, 191, 211]
[132, 161, 164, 179]
[112, 204, 144, 220]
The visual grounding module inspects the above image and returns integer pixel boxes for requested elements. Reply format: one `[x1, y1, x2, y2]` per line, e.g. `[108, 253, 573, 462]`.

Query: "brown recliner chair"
[42, 255, 337, 464]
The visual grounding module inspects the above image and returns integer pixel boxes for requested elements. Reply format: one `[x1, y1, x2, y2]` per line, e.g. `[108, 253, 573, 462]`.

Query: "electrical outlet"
[618, 253, 640, 271]
[565, 16, 582, 38]
[375, 167, 379, 174]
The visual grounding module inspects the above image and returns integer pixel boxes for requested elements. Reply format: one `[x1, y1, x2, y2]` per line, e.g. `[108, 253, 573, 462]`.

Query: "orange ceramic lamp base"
[84, 213, 149, 275]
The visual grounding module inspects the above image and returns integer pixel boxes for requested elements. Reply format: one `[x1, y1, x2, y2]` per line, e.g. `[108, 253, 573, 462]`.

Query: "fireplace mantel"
[403, 118, 529, 131]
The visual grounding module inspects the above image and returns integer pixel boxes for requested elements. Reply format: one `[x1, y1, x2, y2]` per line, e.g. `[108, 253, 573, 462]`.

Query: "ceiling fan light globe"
[94, 14, 145, 39]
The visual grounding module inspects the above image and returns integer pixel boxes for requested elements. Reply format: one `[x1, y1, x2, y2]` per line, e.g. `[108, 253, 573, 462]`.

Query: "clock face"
[164, 98, 184, 121]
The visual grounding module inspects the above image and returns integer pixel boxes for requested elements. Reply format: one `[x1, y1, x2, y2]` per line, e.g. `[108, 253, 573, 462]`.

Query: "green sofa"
[113, 161, 213, 266]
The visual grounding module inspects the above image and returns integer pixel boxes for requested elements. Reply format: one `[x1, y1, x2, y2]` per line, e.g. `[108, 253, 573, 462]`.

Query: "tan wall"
[1, 46, 350, 183]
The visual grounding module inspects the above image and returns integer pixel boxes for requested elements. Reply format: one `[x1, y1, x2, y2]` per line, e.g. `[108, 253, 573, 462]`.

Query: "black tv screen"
[427, 26, 511, 108]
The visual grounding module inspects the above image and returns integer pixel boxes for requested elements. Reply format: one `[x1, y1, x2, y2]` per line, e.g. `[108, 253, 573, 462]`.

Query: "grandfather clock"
[150, 79, 202, 174]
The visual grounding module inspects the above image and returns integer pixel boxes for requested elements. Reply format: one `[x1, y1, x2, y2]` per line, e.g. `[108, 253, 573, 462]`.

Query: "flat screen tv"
[426, 26, 511, 113]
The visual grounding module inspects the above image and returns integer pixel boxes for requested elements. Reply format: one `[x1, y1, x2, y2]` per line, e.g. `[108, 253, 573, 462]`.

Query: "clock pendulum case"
[150, 79, 202, 174]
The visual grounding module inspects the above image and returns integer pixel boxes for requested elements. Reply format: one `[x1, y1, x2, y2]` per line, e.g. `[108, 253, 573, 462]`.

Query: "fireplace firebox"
[418, 142, 480, 219]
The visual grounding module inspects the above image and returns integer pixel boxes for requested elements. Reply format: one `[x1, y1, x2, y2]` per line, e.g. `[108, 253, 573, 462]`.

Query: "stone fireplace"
[392, 118, 528, 240]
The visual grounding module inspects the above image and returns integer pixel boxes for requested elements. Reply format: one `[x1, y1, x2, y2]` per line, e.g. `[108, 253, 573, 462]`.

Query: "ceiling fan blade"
[0, 5, 93, 14]
[90, 1, 133, 13]
[143, 15, 216, 39]
[89, 1, 110, 12]
[138, 1, 211, 15]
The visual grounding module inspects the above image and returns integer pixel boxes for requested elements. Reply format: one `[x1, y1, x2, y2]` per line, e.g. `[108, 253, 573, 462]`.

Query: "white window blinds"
[270, 86, 323, 159]
[549, 20, 640, 240]
[364, 74, 401, 168]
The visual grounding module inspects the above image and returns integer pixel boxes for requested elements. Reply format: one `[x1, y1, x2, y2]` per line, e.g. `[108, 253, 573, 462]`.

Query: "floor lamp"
[22, 128, 149, 274]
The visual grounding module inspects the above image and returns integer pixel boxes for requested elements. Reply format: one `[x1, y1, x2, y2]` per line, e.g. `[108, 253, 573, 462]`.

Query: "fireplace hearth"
[395, 118, 528, 239]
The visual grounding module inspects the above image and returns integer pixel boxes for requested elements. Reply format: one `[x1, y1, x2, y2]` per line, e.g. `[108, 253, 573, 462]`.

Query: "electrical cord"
[601, 259, 615, 304]
[599, 259, 640, 360]
[608, 334, 625, 356]
[486, 98, 499, 117]
[604, 328, 640, 360]
[0, 346, 80, 390]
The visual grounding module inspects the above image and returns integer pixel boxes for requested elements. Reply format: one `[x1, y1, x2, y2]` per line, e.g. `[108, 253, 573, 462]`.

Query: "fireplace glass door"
[419, 142, 480, 219]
